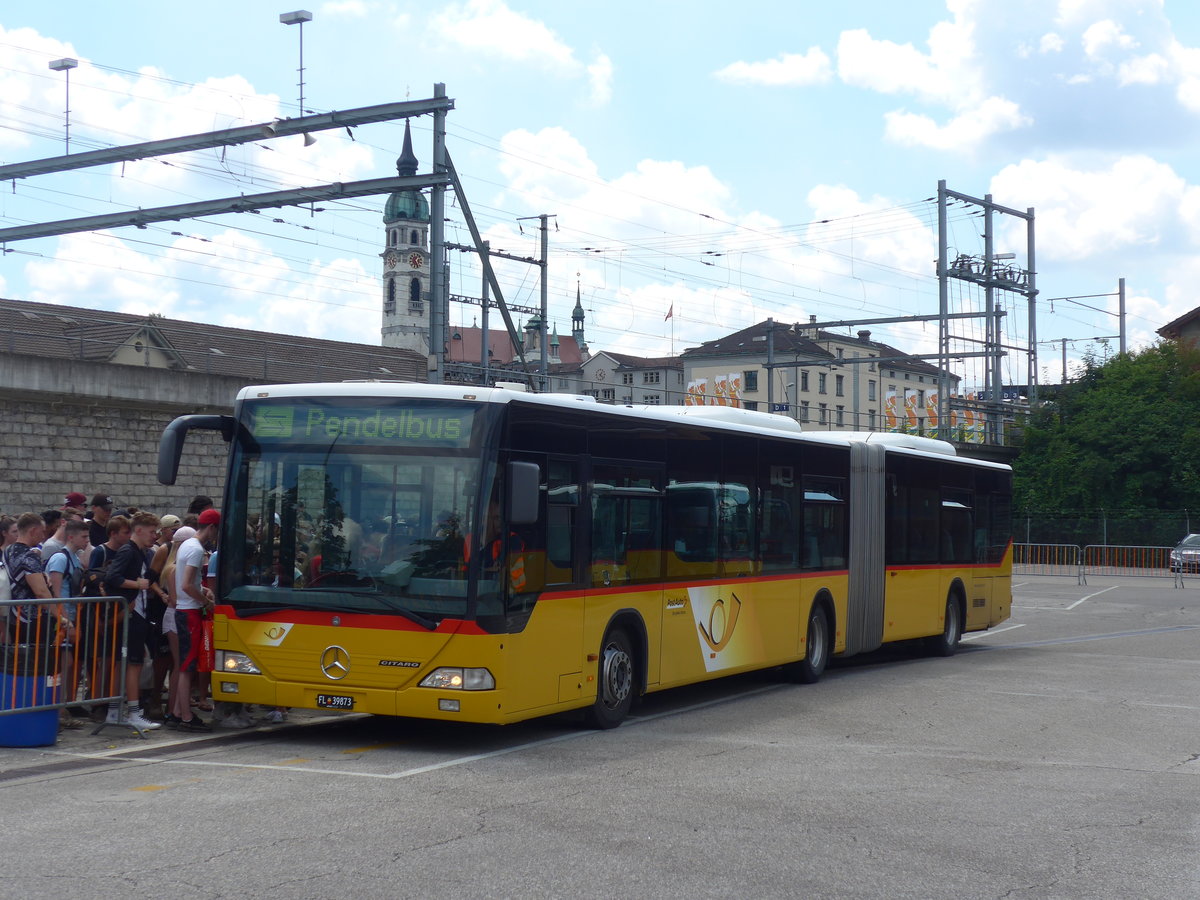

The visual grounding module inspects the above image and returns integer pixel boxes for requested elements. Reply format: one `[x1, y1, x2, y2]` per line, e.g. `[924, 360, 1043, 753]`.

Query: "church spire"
[572, 275, 587, 347]
[396, 119, 418, 177]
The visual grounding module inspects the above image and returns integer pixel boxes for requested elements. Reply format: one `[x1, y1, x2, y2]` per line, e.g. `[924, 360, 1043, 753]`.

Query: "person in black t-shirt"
[85, 494, 115, 549]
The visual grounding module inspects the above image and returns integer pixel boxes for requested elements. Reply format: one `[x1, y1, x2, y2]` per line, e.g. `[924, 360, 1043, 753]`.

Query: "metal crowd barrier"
[1015, 543, 1188, 588]
[1013, 543, 1084, 582]
[0, 596, 139, 741]
[1082, 544, 1176, 585]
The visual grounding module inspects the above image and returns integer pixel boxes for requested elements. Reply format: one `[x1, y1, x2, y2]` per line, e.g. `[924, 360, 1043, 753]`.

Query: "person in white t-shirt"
[172, 510, 219, 732]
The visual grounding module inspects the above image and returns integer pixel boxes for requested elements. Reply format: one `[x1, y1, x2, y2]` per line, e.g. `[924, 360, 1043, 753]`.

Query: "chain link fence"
[1018, 510, 1196, 549]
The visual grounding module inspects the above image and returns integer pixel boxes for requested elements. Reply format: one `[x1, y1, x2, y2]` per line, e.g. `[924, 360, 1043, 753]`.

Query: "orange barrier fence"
[1082, 544, 1174, 582]
[1015, 543, 1189, 587]
[1013, 543, 1083, 581]
[1, 597, 130, 738]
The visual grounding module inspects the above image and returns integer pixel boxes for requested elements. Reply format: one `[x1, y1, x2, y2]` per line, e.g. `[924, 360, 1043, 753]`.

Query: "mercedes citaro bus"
[158, 382, 1012, 728]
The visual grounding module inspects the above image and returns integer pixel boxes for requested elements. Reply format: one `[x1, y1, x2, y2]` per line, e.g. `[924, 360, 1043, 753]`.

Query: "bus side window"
[941, 490, 974, 564]
[760, 456, 800, 572]
[668, 491, 714, 563]
[545, 458, 579, 585]
[591, 462, 663, 585]
[802, 476, 846, 570]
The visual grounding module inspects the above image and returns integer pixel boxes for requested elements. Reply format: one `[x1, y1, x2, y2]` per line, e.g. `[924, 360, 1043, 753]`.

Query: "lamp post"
[48, 58, 78, 154]
[279, 10, 313, 115]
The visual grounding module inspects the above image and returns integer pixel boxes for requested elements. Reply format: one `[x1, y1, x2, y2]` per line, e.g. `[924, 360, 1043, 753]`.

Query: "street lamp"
[279, 10, 313, 117]
[48, 58, 78, 154]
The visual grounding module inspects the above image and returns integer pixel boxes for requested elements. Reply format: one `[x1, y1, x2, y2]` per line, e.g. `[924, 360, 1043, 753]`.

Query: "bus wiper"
[370, 595, 440, 631]
[234, 594, 439, 631]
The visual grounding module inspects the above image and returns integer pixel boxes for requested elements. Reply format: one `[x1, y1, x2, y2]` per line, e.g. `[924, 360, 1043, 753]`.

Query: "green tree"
[1014, 340, 1200, 519]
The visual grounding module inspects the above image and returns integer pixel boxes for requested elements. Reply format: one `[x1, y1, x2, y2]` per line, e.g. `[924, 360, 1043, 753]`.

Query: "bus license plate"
[316, 694, 354, 710]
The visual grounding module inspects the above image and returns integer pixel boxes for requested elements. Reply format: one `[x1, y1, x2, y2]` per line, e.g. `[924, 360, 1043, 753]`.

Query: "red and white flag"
[664, 304, 674, 321]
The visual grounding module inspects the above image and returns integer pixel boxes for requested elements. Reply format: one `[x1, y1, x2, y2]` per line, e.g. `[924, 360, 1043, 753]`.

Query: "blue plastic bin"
[0, 642, 61, 747]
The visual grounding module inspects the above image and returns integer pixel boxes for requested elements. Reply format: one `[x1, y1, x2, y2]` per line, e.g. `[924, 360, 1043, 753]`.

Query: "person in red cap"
[63, 492, 87, 510]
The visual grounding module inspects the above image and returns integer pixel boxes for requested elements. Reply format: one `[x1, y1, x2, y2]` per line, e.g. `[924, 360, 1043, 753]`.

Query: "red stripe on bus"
[533, 569, 851, 602]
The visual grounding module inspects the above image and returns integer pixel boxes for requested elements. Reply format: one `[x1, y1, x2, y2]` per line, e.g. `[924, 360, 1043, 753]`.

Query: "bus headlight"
[217, 651, 262, 675]
[419, 667, 495, 690]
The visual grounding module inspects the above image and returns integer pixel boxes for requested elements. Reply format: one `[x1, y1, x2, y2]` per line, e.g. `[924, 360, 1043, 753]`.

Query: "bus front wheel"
[926, 594, 962, 657]
[583, 628, 634, 729]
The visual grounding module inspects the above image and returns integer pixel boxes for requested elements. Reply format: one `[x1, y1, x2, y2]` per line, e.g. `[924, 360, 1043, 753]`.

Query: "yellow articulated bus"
[158, 382, 1012, 729]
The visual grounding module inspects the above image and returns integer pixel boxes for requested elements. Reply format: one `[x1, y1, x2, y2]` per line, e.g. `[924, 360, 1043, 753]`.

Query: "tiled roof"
[810, 328, 944, 377]
[1158, 306, 1200, 340]
[604, 352, 682, 370]
[0, 297, 426, 384]
[445, 325, 585, 365]
[681, 320, 832, 360]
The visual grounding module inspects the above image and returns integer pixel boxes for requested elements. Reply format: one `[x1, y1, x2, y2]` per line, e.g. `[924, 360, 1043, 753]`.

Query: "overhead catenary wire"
[0, 43, 1092, 358]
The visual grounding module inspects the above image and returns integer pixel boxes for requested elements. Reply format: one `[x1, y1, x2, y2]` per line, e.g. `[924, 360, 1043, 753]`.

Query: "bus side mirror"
[507, 461, 541, 525]
[158, 414, 235, 485]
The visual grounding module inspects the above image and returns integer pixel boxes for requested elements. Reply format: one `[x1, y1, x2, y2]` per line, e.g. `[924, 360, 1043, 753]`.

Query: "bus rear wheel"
[925, 594, 962, 657]
[583, 628, 635, 730]
[784, 604, 829, 684]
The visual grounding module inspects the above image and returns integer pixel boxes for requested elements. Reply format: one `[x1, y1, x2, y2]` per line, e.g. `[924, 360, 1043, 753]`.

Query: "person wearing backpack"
[102, 512, 163, 731]
[46, 519, 89, 729]
[77, 515, 130, 715]
[3, 512, 67, 652]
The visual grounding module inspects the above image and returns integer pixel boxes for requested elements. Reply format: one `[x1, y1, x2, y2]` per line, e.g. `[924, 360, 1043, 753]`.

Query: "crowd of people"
[1, 490, 276, 735]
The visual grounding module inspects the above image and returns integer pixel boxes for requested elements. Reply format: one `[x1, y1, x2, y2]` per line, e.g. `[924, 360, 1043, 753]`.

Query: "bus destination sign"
[247, 403, 474, 448]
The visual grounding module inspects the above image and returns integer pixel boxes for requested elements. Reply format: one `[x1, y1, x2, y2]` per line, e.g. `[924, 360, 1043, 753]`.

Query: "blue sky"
[2, 0, 1199, 390]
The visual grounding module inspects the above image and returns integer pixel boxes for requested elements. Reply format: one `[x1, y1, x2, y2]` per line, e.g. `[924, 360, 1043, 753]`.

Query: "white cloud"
[837, 26, 977, 106]
[430, 0, 578, 70]
[1055, 0, 1110, 27]
[320, 0, 372, 16]
[884, 97, 1031, 151]
[22, 228, 379, 343]
[835, 13, 1029, 152]
[1082, 19, 1137, 58]
[1118, 52, 1169, 85]
[0, 25, 79, 151]
[1167, 39, 1200, 112]
[713, 48, 833, 87]
[25, 232, 181, 313]
[588, 53, 613, 106]
[990, 154, 1186, 261]
[428, 0, 612, 105]
[1041, 32, 1066, 53]
[804, 184, 937, 282]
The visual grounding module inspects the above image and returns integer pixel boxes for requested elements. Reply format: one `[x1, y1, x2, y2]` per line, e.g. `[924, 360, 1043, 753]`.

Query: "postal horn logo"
[698, 592, 742, 652]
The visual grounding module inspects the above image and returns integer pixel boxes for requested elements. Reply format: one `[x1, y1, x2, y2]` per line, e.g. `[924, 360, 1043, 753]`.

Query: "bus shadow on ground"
[277, 640, 969, 755]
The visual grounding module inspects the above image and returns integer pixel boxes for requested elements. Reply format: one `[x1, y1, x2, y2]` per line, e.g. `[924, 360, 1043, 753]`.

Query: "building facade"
[681, 319, 960, 434]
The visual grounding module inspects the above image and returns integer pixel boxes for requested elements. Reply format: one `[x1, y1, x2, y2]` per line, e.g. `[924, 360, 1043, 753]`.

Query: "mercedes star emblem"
[320, 645, 350, 680]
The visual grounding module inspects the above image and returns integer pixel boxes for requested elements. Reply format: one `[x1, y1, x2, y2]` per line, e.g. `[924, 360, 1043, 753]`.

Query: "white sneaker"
[125, 710, 161, 731]
[263, 709, 287, 724]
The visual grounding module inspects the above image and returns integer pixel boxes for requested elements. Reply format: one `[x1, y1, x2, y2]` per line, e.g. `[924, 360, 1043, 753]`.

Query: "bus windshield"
[224, 398, 496, 624]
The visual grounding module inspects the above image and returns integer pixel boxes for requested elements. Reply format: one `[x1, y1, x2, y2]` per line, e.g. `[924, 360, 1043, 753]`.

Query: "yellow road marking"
[341, 742, 401, 755]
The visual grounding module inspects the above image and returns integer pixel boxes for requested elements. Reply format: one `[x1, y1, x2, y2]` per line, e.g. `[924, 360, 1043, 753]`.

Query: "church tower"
[381, 121, 431, 355]
[572, 280, 589, 359]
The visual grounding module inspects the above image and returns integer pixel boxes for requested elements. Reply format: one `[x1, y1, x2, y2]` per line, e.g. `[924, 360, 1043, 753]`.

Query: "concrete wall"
[0, 353, 248, 517]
